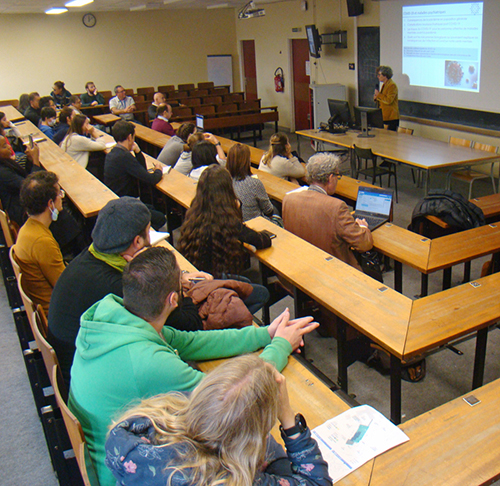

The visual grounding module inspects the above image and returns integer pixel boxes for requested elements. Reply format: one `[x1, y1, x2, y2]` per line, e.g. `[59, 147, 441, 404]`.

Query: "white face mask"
[50, 206, 59, 222]
[48, 119, 56, 127]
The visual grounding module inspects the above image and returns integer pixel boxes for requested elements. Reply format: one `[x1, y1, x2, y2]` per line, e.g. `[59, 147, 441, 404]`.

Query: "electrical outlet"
[349, 63, 355, 70]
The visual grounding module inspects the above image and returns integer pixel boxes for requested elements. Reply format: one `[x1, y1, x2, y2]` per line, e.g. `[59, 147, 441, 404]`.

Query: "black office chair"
[353, 145, 398, 202]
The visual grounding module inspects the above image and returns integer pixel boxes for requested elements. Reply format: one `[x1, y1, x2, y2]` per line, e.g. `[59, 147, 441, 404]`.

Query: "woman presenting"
[374, 65, 399, 131]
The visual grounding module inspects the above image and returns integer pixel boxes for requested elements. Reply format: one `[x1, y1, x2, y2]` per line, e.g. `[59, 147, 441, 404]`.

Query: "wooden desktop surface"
[366, 378, 500, 486]
[14, 119, 116, 217]
[245, 217, 411, 359]
[296, 128, 498, 169]
[92, 113, 120, 125]
[2, 105, 24, 121]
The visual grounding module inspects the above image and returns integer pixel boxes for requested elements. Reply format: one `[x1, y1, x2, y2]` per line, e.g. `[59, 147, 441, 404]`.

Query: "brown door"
[292, 38, 310, 130]
[242, 40, 258, 100]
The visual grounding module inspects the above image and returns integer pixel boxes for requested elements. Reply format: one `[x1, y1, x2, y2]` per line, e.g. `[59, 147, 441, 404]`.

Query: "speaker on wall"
[346, 0, 364, 17]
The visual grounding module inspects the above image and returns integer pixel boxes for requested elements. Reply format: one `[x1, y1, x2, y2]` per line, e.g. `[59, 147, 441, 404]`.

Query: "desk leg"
[394, 261, 403, 293]
[424, 170, 430, 194]
[390, 355, 402, 425]
[337, 319, 348, 393]
[463, 261, 471, 283]
[472, 327, 488, 389]
[442, 267, 452, 290]
[420, 274, 429, 297]
[258, 261, 271, 326]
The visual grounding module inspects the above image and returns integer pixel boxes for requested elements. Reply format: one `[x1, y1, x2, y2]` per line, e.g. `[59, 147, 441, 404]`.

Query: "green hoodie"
[68, 294, 292, 486]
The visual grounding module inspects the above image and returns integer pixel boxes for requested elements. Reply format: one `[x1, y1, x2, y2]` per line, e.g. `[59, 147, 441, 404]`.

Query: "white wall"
[1, 9, 239, 99]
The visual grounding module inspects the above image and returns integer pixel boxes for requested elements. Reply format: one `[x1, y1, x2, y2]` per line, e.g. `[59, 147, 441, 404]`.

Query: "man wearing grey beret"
[47, 196, 211, 385]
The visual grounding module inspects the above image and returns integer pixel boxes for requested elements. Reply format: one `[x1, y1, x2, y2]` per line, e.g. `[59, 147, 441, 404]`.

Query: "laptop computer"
[196, 114, 204, 132]
[353, 186, 393, 231]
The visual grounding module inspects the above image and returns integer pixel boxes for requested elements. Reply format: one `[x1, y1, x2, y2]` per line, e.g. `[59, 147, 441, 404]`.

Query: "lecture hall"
[2, 0, 500, 484]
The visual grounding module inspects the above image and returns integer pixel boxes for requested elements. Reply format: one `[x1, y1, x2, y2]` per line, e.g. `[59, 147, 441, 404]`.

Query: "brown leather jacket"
[375, 78, 399, 122]
[186, 279, 253, 330]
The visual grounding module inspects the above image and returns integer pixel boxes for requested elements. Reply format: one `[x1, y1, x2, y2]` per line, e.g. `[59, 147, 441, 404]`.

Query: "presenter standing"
[374, 65, 399, 131]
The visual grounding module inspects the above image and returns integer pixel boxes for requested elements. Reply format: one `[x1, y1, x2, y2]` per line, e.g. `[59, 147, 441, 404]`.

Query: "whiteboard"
[207, 55, 233, 91]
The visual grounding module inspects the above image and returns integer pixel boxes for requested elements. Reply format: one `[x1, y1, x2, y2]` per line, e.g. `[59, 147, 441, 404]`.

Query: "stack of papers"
[311, 405, 409, 483]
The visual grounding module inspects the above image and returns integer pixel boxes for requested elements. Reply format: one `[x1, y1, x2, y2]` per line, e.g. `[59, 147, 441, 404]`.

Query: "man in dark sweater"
[48, 197, 210, 385]
[104, 120, 166, 229]
[24, 92, 41, 127]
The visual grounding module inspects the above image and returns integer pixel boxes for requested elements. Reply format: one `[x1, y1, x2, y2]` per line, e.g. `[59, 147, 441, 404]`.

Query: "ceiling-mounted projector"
[238, 1, 265, 19]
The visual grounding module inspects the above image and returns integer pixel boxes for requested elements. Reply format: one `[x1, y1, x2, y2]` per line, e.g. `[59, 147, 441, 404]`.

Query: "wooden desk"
[92, 114, 120, 126]
[2, 105, 24, 121]
[365, 378, 500, 486]
[296, 128, 498, 193]
[15, 119, 116, 218]
[246, 216, 499, 424]
[373, 221, 500, 295]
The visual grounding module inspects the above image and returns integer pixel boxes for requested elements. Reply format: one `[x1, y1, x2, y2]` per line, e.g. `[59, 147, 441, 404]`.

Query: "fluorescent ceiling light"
[45, 7, 68, 14]
[207, 3, 229, 8]
[65, 0, 93, 7]
[130, 4, 146, 10]
[163, 0, 183, 4]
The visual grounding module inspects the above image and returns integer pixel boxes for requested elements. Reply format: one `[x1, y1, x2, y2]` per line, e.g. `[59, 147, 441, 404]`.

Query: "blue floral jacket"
[105, 416, 332, 486]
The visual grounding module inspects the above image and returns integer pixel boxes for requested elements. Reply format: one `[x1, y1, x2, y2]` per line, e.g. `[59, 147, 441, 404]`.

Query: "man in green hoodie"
[69, 246, 319, 486]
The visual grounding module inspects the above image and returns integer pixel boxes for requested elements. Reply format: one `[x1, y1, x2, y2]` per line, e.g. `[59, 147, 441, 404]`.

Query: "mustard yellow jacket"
[376, 78, 399, 122]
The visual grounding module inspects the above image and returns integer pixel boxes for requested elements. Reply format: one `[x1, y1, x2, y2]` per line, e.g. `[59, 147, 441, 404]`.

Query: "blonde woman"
[105, 354, 331, 486]
[258, 132, 305, 182]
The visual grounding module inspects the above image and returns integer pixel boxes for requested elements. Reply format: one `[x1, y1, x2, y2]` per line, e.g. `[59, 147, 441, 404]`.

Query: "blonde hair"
[112, 355, 279, 486]
[261, 132, 289, 167]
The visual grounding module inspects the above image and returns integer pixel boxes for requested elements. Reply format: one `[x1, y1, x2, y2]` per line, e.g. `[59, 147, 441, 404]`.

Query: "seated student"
[259, 132, 305, 182]
[68, 95, 82, 115]
[69, 245, 318, 486]
[80, 81, 104, 107]
[172, 131, 205, 175]
[227, 143, 277, 222]
[13, 171, 66, 314]
[188, 140, 220, 182]
[178, 165, 272, 314]
[109, 85, 136, 121]
[0, 135, 40, 225]
[106, 354, 331, 486]
[39, 107, 57, 141]
[39, 96, 57, 111]
[157, 122, 196, 166]
[24, 92, 41, 127]
[151, 104, 175, 136]
[53, 107, 74, 146]
[283, 153, 373, 271]
[51, 80, 72, 108]
[104, 120, 166, 230]
[48, 197, 208, 385]
[0, 111, 23, 156]
[18, 93, 30, 114]
[61, 114, 106, 169]
[148, 92, 166, 121]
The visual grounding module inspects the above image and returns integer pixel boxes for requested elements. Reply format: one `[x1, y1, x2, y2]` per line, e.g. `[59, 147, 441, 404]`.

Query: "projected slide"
[402, 2, 483, 92]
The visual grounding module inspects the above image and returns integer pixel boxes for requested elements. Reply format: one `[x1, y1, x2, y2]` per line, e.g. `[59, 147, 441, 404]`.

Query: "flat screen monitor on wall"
[306, 24, 322, 58]
[328, 99, 352, 125]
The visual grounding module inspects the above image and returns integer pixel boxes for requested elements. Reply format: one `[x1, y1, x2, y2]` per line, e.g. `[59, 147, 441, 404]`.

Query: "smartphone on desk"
[28, 134, 34, 149]
[261, 229, 276, 239]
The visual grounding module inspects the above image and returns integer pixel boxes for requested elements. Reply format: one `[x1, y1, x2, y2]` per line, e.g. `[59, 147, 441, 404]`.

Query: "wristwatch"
[280, 413, 307, 437]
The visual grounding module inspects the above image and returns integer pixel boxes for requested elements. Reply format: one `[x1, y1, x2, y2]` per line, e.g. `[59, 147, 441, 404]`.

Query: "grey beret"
[92, 197, 151, 254]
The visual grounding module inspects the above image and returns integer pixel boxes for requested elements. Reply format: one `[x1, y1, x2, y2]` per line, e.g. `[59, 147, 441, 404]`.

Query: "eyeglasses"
[59, 189, 65, 199]
[334, 172, 343, 179]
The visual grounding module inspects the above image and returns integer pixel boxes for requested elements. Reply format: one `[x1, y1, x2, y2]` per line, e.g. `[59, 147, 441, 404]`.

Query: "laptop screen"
[196, 114, 204, 131]
[355, 187, 392, 216]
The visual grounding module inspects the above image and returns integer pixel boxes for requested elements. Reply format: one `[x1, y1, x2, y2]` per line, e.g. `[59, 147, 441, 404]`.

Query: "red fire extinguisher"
[274, 67, 284, 92]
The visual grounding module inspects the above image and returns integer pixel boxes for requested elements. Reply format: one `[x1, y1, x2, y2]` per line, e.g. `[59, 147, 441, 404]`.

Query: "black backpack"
[409, 190, 485, 235]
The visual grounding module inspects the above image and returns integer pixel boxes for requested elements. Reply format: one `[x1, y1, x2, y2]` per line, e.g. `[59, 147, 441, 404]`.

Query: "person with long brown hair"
[61, 114, 106, 168]
[227, 143, 277, 222]
[177, 164, 271, 314]
[259, 132, 305, 182]
[105, 354, 331, 486]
